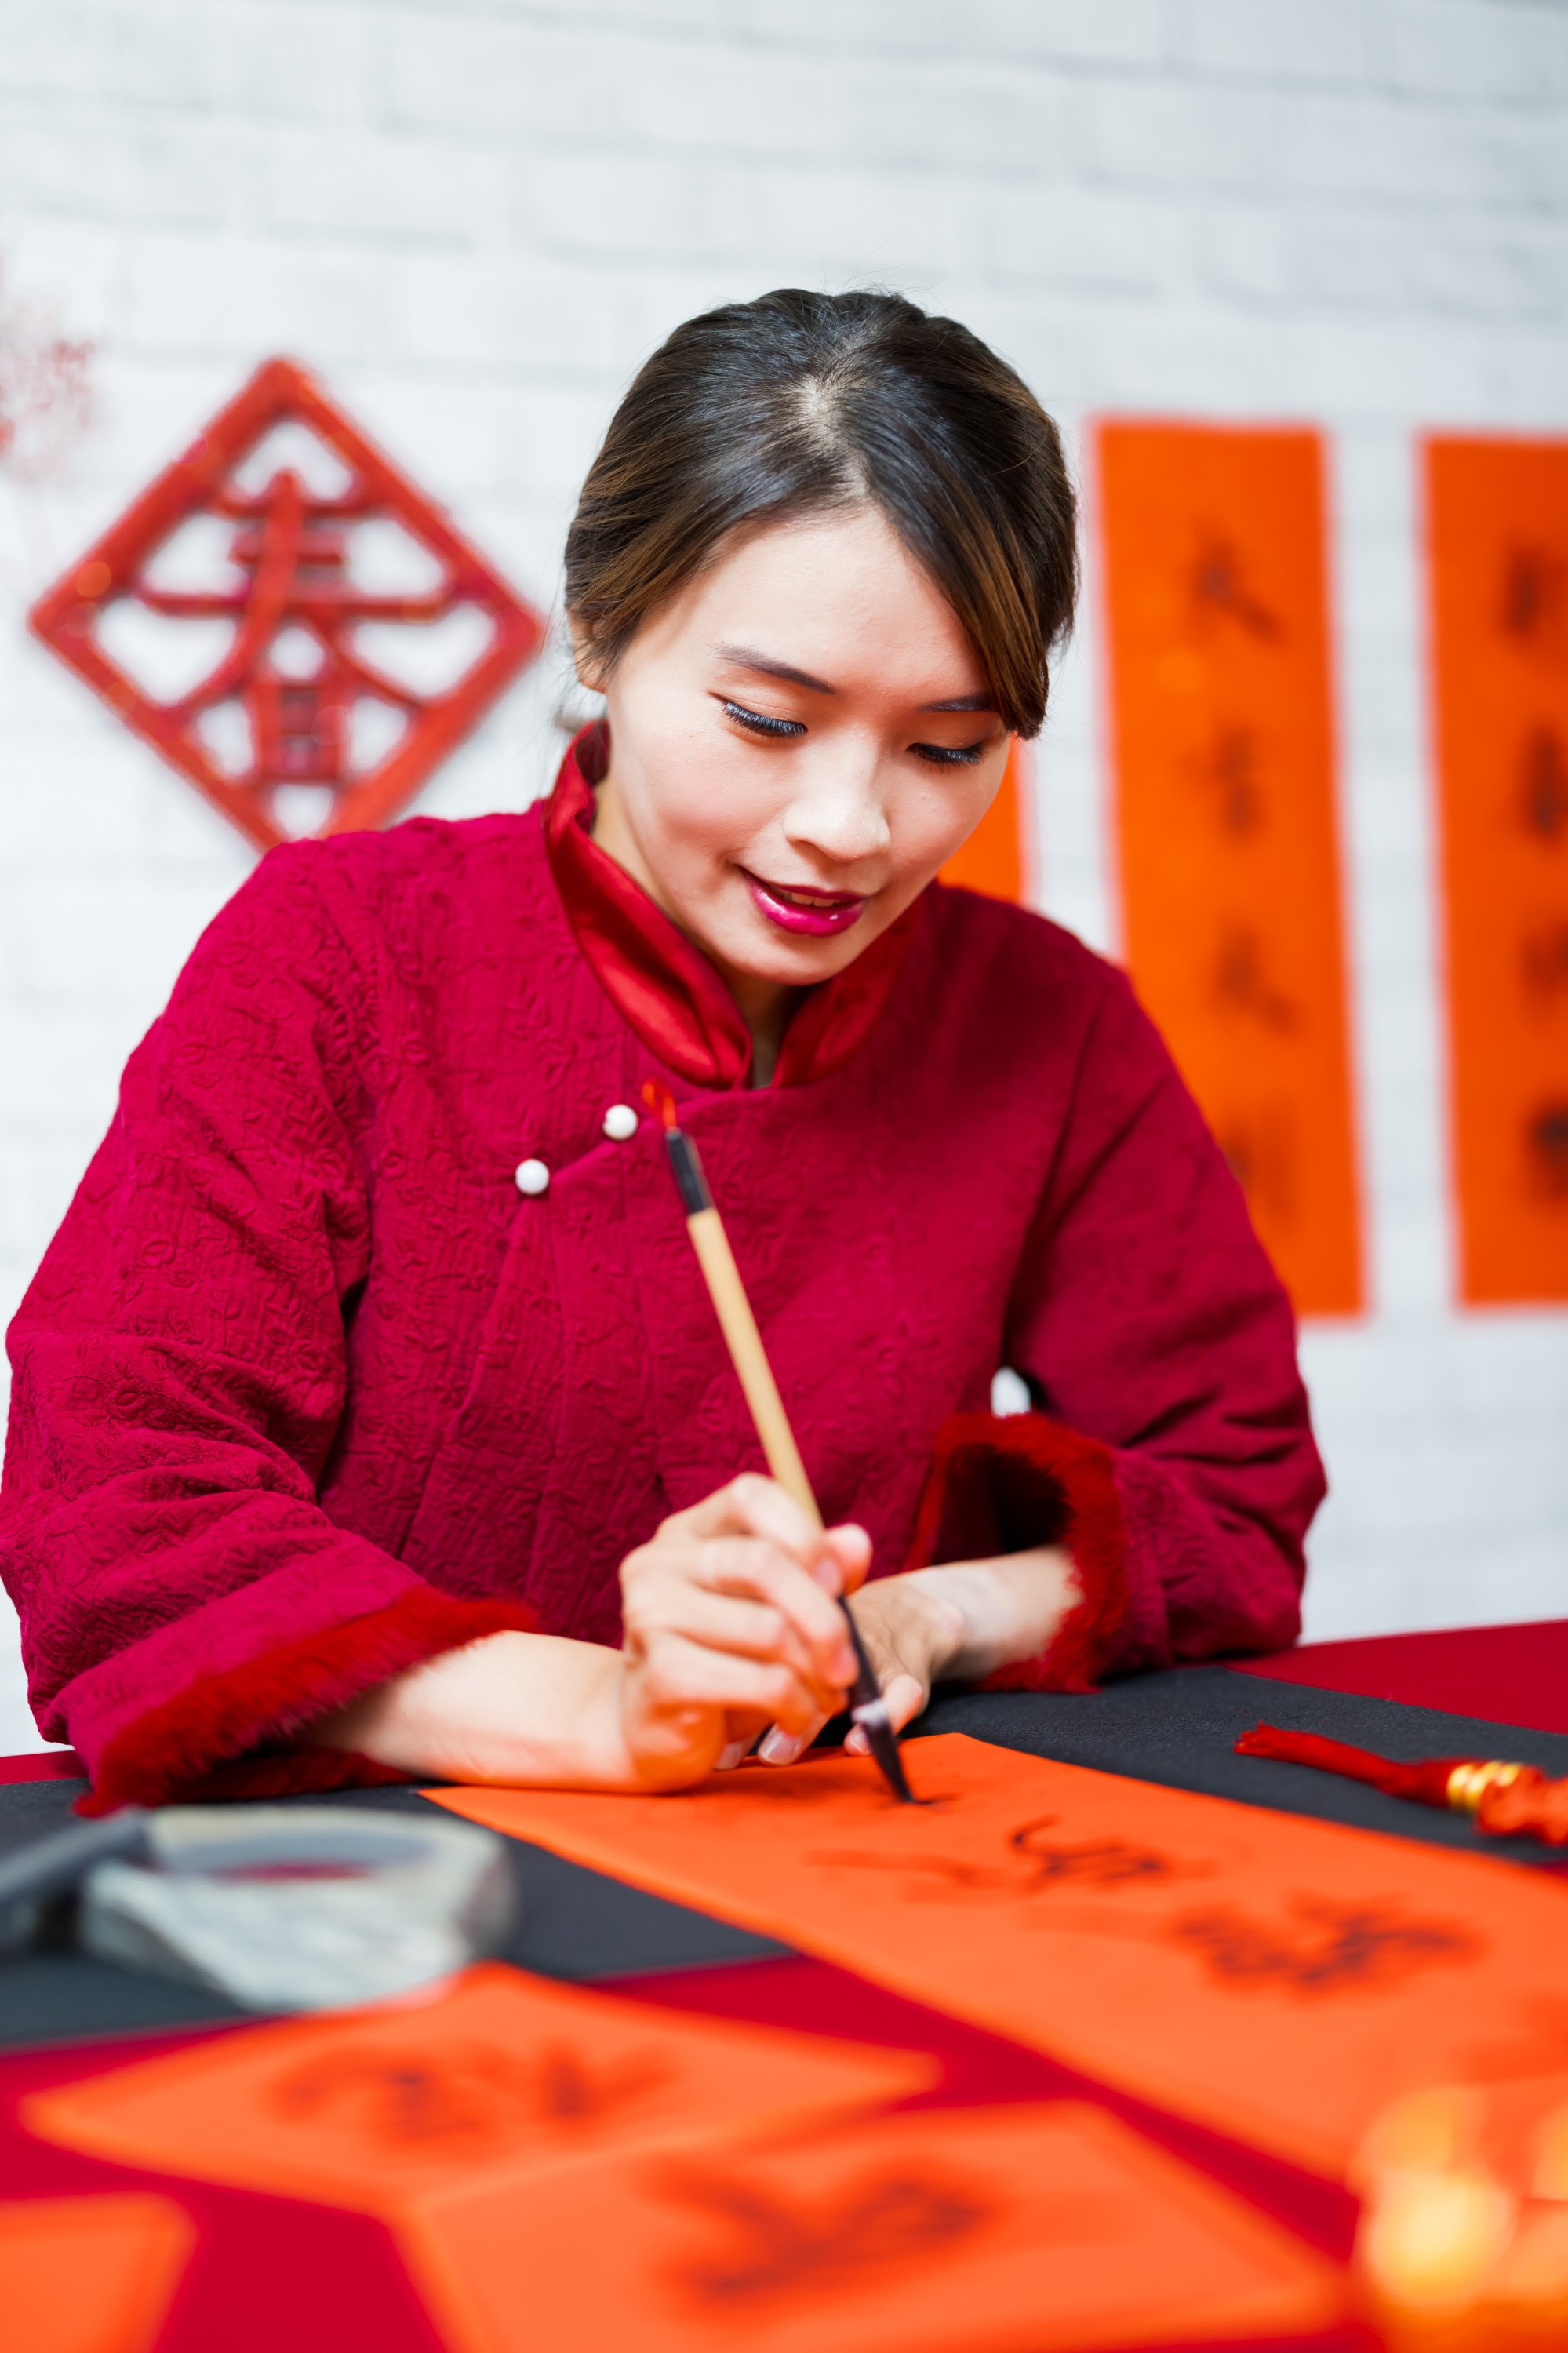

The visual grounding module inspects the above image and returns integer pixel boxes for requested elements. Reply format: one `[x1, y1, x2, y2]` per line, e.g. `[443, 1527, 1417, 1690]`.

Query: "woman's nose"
[782, 756, 893, 867]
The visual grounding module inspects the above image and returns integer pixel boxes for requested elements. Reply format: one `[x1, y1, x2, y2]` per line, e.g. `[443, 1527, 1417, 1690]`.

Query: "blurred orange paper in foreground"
[26, 1962, 931, 2223]
[0, 2193, 195, 2353]
[406, 2101, 1342, 2353]
[431, 1736, 1568, 2180]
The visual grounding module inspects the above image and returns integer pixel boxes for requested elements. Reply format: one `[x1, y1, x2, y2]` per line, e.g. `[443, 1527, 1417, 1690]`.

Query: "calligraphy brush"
[641, 1082, 919, 1804]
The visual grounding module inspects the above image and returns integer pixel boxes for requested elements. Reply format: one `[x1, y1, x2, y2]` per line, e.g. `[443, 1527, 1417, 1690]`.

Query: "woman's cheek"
[895, 779, 993, 883]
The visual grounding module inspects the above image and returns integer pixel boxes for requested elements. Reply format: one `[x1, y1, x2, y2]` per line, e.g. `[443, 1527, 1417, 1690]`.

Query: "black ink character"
[1520, 728, 1568, 842]
[1202, 723, 1268, 834]
[1213, 926, 1301, 1033]
[1526, 1102, 1568, 1197]
[806, 1815, 1209, 1903]
[267, 2038, 670, 2149]
[1215, 1106, 1301, 1236]
[1168, 1897, 1479, 1996]
[660, 2162, 991, 2307]
[1500, 545, 1568, 651]
[1189, 534, 1282, 642]
[1523, 925, 1568, 1007]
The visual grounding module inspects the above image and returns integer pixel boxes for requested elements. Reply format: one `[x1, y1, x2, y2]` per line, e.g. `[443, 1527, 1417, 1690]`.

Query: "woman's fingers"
[698, 1539, 853, 1678]
[678, 1473, 821, 1561]
[824, 1522, 873, 1595]
[627, 1530, 856, 1695]
[632, 1631, 828, 1734]
[631, 1579, 846, 1715]
[843, 1670, 928, 1753]
[669, 1476, 874, 1598]
[756, 1707, 830, 1766]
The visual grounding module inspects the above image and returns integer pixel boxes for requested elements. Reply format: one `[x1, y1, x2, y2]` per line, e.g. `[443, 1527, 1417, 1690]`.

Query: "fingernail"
[758, 1728, 804, 1766]
[846, 1726, 868, 1755]
[715, 1741, 747, 1772]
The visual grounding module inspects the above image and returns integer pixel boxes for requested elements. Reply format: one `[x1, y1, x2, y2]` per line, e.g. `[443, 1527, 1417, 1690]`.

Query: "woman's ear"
[567, 613, 607, 694]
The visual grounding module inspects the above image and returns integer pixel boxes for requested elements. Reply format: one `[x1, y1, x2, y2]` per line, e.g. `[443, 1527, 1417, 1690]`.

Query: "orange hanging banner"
[1097, 421, 1362, 1317]
[937, 740, 1028, 904]
[1426, 436, 1568, 1306]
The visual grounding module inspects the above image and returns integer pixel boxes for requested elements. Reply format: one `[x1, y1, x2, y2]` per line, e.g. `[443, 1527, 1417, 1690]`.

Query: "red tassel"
[1235, 1725, 1461, 1805]
[1233, 1724, 1568, 1843]
[1476, 1772, 1568, 1843]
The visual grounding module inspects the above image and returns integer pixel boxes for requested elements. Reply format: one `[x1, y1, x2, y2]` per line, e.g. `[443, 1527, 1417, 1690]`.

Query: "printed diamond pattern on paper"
[30, 356, 544, 852]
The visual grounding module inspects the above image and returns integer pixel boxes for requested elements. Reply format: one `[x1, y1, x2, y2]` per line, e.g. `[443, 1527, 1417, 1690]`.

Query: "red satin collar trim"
[543, 728, 919, 1090]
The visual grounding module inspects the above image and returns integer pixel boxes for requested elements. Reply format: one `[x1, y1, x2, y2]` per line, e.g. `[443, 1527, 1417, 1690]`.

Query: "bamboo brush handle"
[685, 1207, 824, 1532]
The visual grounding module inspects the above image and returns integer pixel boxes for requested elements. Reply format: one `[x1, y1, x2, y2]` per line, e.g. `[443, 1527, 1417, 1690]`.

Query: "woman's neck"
[590, 763, 798, 1087]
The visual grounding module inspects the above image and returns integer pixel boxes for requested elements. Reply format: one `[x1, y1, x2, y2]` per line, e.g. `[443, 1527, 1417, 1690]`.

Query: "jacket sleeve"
[0, 847, 532, 1812]
[907, 964, 1325, 1688]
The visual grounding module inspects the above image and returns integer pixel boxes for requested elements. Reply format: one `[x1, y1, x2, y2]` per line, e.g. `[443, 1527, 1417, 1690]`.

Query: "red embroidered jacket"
[0, 738, 1324, 1808]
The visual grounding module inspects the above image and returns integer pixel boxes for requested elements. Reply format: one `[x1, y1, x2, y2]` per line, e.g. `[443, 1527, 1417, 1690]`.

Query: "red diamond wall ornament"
[30, 356, 544, 852]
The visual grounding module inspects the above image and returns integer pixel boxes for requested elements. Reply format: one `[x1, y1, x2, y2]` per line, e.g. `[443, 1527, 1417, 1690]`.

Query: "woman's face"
[581, 506, 1011, 1005]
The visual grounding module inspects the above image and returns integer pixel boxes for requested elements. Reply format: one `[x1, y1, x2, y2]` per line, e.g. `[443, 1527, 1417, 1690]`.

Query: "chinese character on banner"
[1427, 436, 1568, 1306]
[1097, 421, 1363, 1318]
[30, 356, 544, 853]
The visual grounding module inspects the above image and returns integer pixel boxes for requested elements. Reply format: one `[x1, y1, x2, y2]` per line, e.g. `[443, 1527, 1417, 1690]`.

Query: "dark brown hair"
[564, 289, 1076, 739]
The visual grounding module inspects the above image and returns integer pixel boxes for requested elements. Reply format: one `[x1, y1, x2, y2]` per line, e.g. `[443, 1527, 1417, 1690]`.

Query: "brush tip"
[640, 1079, 679, 1132]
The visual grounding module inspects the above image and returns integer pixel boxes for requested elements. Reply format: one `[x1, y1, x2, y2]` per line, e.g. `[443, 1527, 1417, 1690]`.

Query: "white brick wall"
[2, 0, 1566, 1750]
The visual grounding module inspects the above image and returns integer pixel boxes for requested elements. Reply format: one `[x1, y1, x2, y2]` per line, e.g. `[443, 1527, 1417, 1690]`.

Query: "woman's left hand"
[748, 1543, 1080, 1767]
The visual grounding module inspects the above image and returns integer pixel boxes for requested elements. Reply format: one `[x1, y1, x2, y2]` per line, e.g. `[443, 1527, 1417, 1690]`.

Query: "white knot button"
[513, 1157, 550, 1197]
[602, 1103, 638, 1142]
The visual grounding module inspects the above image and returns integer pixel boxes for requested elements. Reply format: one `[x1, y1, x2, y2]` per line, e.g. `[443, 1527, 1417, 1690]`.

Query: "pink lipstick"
[742, 870, 868, 938]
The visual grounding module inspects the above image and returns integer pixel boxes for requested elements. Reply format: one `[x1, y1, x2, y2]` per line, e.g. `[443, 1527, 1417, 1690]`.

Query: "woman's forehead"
[666, 510, 991, 701]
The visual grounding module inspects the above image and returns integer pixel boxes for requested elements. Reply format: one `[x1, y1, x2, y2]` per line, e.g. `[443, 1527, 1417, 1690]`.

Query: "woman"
[0, 290, 1322, 1812]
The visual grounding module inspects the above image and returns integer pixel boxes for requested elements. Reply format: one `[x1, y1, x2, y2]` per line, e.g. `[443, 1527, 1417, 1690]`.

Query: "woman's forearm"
[309, 1630, 635, 1789]
[309, 1547, 1079, 1792]
[899, 1545, 1079, 1681]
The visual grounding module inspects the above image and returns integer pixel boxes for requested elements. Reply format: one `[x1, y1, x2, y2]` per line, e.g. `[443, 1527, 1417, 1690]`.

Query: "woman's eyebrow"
[715, 645, 999, 716]
[715, 643, 836, 694]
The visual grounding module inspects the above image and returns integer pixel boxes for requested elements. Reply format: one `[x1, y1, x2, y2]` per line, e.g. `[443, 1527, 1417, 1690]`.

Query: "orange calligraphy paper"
[431, 1736, 1568, 2180]
[1097, 420, 1362, 1316]
[0, 2193, 195, 2353]
[937, 739, 1028, 904]
[405, 2102, 1343, 2353]
[25, 1961, 930, 2223]
[1426, 435, 1568, 1304]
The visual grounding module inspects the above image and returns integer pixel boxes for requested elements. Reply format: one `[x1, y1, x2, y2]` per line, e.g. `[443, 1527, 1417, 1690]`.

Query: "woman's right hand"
[617, 1473, 871, 1789]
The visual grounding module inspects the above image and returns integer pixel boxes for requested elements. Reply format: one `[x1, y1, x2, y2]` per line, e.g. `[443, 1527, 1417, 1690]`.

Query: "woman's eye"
[722, 700, 806, 740]
[911, 740, 987, 767]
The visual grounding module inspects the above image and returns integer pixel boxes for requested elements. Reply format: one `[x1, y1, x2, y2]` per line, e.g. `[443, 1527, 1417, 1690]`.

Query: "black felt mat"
[917, 1664, 1568, 1863]
[0, 1778, 787, 2053]
[6, 1667, 1564, 2053]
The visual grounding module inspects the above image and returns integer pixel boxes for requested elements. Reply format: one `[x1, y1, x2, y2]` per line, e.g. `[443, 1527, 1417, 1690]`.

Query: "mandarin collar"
[542, 726, 919, 1090]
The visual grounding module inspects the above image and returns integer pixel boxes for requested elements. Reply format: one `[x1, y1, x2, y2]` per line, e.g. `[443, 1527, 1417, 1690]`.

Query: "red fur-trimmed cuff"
[905, 1411, 1128, 1693]
[78, 1586, 537, 1816]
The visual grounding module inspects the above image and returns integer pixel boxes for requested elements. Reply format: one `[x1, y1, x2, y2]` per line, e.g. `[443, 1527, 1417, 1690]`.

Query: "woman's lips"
[742, 870, 868, 938]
